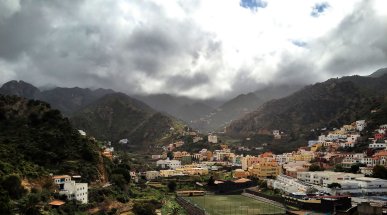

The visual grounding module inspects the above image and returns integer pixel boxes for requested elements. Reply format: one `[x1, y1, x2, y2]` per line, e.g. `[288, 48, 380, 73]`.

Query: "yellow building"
[233, 169, 250, 178]
[160, 170, 183, 177]
[175, 167, 209, 176]
[311, 143, 322, 152]
[248, 161, 281, 178]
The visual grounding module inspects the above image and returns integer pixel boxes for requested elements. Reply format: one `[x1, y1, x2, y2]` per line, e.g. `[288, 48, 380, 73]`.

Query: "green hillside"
[0, 95, 101, 181]
[71, 93, 184, 148]
[227, 74, 387, 148]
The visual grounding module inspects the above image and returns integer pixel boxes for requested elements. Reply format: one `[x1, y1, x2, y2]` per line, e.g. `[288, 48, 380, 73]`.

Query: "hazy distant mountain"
[39, 87, 115, 115]
[369, 68, 387, 78]
[134, 93, 220, 123]
[185, 84, 304, 132]
[175, 102, 214, 122]
[71, 93, 183, 145]
[0, 80, 41, 99]
[227, 72, 387, 137]
[254, 84, 304, 102]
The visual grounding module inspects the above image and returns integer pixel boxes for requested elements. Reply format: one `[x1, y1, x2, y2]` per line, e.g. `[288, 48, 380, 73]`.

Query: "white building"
[356, 120, 366, 131]
[156, 159, 181, 169]
[59, 181, 88, 204]
[369, 142, 387, 149]
[53, 175, 72, 190]
[78, 130, 86, 136]
[269, 174, 310, 193]
[118, 139, 128, 144]
[335, 177, 387, 195]
[208, 134, 218, 143]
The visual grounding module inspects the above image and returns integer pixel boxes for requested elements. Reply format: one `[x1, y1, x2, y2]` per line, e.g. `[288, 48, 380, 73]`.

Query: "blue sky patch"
[291, 40, 307, 47]
[240, 0, 267, 11]
[311, 2, 329, 17]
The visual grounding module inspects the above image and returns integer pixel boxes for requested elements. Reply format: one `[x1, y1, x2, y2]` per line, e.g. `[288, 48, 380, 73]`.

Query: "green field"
[184, 195, 285, 215]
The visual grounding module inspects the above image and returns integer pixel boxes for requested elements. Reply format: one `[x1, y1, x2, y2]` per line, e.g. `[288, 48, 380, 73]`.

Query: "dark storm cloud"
[0, 0, 386, 98]
[166, 73, 210, 90]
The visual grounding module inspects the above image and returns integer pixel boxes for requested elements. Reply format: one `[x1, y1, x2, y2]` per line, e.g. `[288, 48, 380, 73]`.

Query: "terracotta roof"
[49, 200, 65, 206]
[234, 178, 251, 183]
[374, 150, 387, 157]
[52, 175, 71, 179]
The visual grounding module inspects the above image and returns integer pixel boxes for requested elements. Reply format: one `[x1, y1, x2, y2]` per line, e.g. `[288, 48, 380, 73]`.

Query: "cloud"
[0, 0, 386, 99]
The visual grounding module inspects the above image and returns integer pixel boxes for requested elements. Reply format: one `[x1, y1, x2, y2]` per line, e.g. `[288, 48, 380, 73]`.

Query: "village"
[47, 118, 387, 214]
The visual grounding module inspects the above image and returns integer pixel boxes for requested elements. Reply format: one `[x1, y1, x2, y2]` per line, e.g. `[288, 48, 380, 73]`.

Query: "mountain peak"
[0, 80, 40, 99]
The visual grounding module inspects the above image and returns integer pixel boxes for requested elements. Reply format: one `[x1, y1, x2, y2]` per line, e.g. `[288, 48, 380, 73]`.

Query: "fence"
[176, 196, 206, 215]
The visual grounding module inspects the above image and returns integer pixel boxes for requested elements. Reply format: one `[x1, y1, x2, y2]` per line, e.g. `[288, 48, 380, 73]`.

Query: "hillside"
[0, 80, 115, 116]
[71, 93, 183, 147]
[227, 74, 387, 138]
[0, 95, 101, 181]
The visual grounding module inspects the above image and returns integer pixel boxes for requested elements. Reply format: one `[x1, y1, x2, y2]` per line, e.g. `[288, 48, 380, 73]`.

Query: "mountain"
[0, 80, 115, 116]
[0, 95, 102, 181]
[0, 80, 41, 99]
[254, 84, 304, 102]
[227, 73, 387, 138]
[134, 93, 217, 124]
[71, 93, 183, 147]
[175, 102, 214, 122]
[38, 87, 115, 115]
[369, 68, 387, 78]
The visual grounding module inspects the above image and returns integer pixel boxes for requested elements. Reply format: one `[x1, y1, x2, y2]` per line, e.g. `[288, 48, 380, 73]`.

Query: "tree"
[167, 181, 177, 192]
[334, 164, 344, 172]
[110, 174, 127, 190]
[328, 182, 341, 189]
[132, 202, 156, 215]
[309, 164, 323, 172]
[1, 174, 26, 199]
[0, 189, 11, 215]
[207, 176, 215, 186]
[306, 187, 318, 195]
[167, 152, 174, 160]
[372, 165, 387, 179]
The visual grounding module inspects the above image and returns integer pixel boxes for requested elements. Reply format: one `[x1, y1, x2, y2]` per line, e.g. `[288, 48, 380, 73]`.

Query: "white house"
[369, 142, 387, 149]
[53, 175, 72, 190]
[208, 134, 218, 143]
[156, 159, 181, 169]
[356, 120, 366, 131]
[59, 181, 88, 204]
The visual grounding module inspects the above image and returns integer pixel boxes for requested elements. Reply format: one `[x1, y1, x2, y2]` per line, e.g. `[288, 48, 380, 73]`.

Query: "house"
[248, 161, 281, 178]
[53, 175, 72, 190]
[78, 130, 86, 136]
[233, 169, 250, 178]
[59, 181, 88, 204]
[356, 120, 366, 131]
[273, 130, 281, 139]
[208, 134, 218, 143]
[156, 159, 181, 169]
[193, 136, 203, 143]
[374, 133, 384, 140]
[145, 171, 160, 180]
[369, 142, 387, 149]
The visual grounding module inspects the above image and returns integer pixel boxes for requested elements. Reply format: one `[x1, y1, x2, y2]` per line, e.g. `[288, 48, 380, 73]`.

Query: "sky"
[0, 0, 386, 99]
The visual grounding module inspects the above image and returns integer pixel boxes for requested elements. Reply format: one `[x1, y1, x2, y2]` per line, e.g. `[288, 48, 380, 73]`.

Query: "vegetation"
[71, 93, 184, 149]
[372, 165, 387, 179]
[228, 74, 387, 151]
